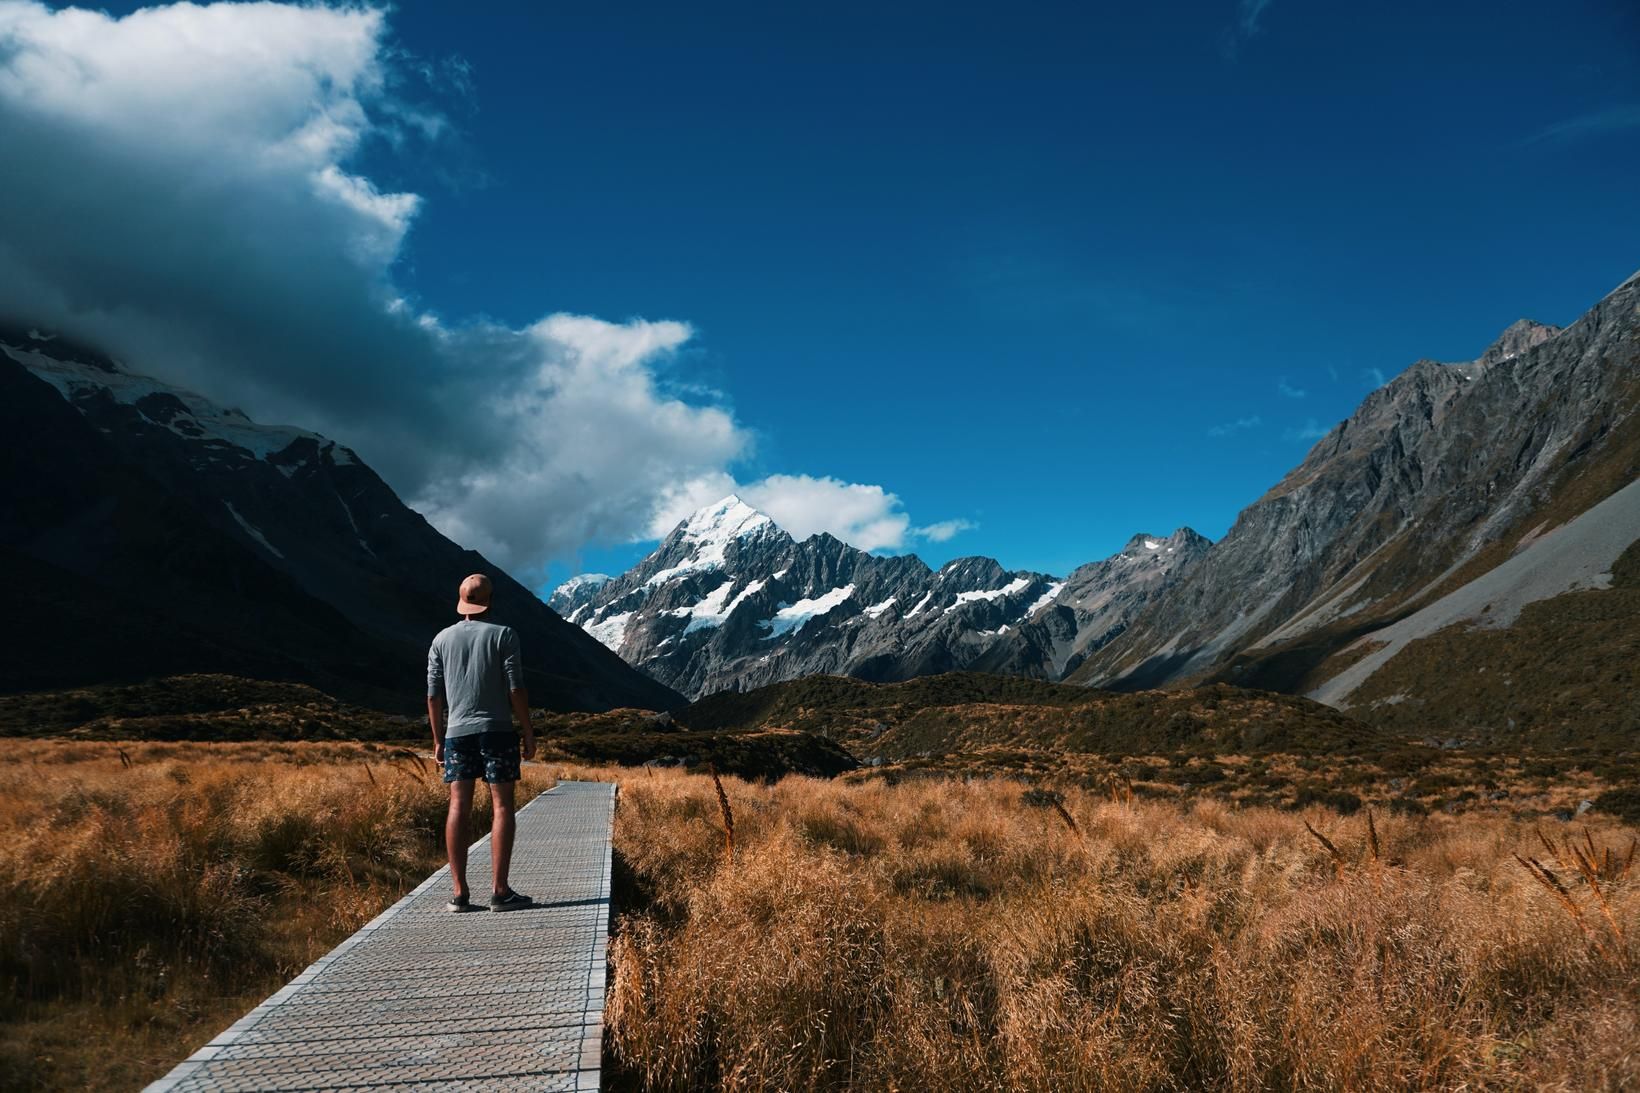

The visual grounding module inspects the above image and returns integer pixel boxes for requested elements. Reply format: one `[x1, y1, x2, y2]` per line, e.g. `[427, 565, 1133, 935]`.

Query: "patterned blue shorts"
[442, 731, 521, 785]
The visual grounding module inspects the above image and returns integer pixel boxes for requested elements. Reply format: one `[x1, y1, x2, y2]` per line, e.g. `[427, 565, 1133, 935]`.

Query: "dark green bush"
[1291, 786, 1363, 815]
[1592, 787, 1640, 824]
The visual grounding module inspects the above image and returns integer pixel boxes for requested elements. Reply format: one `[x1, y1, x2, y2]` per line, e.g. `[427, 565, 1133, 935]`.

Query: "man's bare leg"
[489, 780, 517, 895]
[446, 779, 475, 899]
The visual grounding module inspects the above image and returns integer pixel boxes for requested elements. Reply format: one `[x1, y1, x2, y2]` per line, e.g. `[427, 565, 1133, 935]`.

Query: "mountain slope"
[1068, 269, 1640, 706]
[1340, 535, 1640, 749]
[972, 529, 1210, 678]
[551, 497, 1207, 698]
[0, 326, 681, 713]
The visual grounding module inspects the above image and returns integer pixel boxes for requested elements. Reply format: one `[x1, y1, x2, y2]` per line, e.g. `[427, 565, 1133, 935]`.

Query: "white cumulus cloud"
[0, 0, 762, 577]
[416, 316, 749, 568]
[740, 475, 913, 552]
[641, 473, 970, 554]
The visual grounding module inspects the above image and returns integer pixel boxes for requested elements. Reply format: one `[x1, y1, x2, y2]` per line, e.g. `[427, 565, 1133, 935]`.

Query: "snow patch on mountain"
[1023, 581, 1065, 619]
[945, 576, 1031, 613]
[672, 577, 768, 634]
[763, 584, 856, 638]
[864, 596, 897, 619]
[586, 610, 634, 651]
[224, 501, 284, 559]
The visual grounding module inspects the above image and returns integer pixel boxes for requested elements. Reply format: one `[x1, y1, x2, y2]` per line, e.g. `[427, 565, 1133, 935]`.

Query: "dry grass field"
[3, 740, 1635, 1091]
[608, 767, 1638, 1091]
[0, 740, 556, 1091]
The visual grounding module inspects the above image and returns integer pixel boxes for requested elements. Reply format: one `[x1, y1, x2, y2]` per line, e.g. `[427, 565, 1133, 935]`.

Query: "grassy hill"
[1347, 538, 1640, 750]
[680, 671, 1377, 756]
[676, 671, 1640, 817]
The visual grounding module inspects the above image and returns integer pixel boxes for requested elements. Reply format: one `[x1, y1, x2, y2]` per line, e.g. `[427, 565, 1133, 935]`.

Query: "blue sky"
[7, 0, 1639, 587]
[381, 0, 1640, 580]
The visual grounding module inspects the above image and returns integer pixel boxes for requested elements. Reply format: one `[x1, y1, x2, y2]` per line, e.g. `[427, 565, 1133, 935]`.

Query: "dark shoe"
[446, 893, 476, 913]
[489, 888, 532, 912]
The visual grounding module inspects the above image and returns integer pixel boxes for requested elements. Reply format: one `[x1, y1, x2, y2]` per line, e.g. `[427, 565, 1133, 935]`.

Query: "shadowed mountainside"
[0, 327, 681, 714]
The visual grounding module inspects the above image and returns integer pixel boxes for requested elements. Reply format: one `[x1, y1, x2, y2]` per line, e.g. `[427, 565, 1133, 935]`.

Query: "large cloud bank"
[0, 1, 967, 575]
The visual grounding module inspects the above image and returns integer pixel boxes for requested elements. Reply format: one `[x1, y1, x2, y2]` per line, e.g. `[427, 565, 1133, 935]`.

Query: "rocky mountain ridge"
[551, 496, 1207, 698]
[1068, 268, 1640, 707]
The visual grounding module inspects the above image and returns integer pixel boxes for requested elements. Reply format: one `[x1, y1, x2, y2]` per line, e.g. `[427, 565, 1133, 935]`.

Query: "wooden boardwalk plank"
[146, 780, 616, 1092]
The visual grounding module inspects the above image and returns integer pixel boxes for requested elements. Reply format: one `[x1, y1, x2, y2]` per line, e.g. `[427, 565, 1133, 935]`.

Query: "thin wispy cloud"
[1220, 0, 1274, 60]
[1277, 378, 1306, 399]
[1208, 415, 1262, 437]
[1522, 104, 1640, 146]
[914, 518, 979, 543]
[1362, 367, 1388, 388]
[1284, 418, 1331, 442]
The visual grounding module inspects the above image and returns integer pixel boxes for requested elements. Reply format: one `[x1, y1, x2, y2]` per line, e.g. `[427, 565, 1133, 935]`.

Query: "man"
[427, 573, 538, 912]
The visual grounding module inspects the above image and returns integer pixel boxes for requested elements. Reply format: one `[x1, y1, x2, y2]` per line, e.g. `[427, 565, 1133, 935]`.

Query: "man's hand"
[427, 695, 447, 766]
[509, 688, 534, 761]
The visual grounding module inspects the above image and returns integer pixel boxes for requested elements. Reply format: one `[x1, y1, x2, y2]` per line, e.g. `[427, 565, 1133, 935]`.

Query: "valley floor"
[1, 742, 1635, 1090]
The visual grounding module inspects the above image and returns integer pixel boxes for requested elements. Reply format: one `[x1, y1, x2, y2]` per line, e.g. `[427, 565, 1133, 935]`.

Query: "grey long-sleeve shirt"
[427, 619, 525, 738]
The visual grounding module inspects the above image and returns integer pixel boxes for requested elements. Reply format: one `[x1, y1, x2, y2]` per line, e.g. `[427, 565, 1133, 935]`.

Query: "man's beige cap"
[456, 573, 493, 615]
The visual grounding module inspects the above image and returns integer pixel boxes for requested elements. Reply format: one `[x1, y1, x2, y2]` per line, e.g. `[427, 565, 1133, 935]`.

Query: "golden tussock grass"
[5, 741, 1635, 1090]
[0, 740, 554, 1091]
[607, 768, 1639, 1091]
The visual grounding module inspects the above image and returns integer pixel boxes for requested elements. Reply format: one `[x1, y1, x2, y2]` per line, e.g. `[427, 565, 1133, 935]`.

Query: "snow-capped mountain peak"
[548, 501, 1210, 698]
[644, 495, 785, 588]
[678, 494, 773, 542]
[554, 573, 612, 595]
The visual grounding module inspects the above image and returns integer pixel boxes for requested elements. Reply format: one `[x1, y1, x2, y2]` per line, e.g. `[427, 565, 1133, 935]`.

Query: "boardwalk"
[147, 780, 617, 1092]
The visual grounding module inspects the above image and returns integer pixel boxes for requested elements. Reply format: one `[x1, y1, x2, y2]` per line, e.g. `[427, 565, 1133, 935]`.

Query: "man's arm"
[510, 688, 536, 761]
[501, 627, 534, 760]
[427, 641, 446, 761]
[428, 696, 448, 761]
